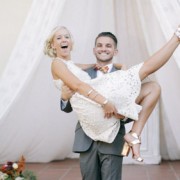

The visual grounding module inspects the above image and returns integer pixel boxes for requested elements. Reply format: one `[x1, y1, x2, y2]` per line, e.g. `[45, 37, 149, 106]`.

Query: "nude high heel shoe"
[123, 132, 144, 162]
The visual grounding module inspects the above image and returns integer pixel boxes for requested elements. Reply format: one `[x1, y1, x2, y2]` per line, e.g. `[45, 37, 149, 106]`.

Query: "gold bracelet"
[87, 89, 93, 96]
[92, 93, 99, 99]
[102, 99, 108, 107]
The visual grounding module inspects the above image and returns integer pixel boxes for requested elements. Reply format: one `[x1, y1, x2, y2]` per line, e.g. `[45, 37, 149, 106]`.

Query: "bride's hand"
[102, 102, 118, 119]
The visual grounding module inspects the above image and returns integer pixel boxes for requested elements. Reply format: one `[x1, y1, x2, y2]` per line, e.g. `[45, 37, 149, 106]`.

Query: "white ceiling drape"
[0, 0, 179, 163]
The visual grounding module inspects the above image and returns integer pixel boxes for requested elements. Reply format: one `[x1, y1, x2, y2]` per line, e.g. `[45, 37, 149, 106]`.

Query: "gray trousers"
[79, 141, 123, 180]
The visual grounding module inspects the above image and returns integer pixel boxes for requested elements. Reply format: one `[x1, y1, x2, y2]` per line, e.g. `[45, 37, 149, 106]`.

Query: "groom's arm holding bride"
[60, 85, 74, 113]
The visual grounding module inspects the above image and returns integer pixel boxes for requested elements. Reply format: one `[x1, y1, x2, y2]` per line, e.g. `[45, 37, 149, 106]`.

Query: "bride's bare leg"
[133, 81, 161, 134]
[124, 81, 161, 161]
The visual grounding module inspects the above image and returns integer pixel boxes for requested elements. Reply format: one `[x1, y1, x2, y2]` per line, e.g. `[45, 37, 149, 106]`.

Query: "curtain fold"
[0, 0, 117, 163]
[0, 0, 67, 122]
[136, 0, 180, 160]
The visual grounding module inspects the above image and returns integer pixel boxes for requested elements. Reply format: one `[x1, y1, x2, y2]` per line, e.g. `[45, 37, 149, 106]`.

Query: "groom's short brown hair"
[95, 32, 118, 48]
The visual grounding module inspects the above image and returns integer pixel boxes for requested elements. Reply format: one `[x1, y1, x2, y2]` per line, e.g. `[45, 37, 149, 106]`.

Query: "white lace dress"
[54, 59, 143, 143]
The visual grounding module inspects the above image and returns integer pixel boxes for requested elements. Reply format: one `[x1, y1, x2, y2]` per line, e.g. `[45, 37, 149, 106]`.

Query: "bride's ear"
[51, 43, 54, 49]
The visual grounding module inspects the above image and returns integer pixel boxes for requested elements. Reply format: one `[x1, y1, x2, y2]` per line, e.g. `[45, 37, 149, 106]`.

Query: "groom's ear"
[114, 49, 118, 56]
[93, 47, 96, 55]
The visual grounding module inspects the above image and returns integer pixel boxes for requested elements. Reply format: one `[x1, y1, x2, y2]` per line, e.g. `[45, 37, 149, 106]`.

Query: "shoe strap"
[136, 157, 144, 162]
[130, 132, 141, 145]
[133, 156, 144, 162]
[131, 132, 138, 139]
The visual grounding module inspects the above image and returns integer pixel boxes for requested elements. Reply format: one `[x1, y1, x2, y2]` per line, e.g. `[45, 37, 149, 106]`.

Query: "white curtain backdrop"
[0, 0, 179, 163]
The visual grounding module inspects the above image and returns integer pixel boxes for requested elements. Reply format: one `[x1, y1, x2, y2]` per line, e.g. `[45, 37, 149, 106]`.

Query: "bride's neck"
[56, 56, 71, 61]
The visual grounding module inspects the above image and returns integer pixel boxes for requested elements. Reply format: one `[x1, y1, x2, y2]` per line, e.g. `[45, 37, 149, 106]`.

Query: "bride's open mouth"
[61, 45, 68, 49]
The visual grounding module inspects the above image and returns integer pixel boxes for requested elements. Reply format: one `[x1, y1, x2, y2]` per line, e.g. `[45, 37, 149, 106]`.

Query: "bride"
[44, 26, 180, 161]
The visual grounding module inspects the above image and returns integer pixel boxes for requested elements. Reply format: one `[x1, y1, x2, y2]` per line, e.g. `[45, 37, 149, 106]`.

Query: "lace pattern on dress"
[53, 58, 143, 143]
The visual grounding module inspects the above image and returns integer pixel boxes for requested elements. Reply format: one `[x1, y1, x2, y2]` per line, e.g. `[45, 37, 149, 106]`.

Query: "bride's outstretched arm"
[139, 28, 180, 80]
[51, 59, 118, 118]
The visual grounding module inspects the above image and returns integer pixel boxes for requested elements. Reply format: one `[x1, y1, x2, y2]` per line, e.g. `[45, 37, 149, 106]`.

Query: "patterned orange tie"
[94, 64, 109, 73]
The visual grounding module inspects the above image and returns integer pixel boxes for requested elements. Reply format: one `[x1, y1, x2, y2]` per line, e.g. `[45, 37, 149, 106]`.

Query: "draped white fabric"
[0, 0, 179, 163]
[133, 0, 180, 160]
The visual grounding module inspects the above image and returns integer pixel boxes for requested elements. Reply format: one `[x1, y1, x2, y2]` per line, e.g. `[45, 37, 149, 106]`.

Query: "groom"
[60, 32, 161, 180]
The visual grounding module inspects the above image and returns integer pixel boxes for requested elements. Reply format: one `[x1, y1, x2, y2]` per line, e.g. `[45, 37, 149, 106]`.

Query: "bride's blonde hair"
[44, 26, 73, 58]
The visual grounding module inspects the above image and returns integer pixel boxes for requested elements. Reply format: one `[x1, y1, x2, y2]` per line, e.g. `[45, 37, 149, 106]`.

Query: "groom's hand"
[61, 85, 74, 101]
[114, 114, 125, 120]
